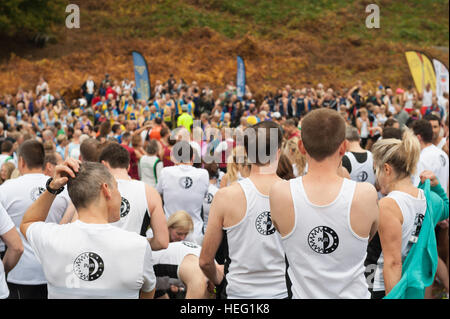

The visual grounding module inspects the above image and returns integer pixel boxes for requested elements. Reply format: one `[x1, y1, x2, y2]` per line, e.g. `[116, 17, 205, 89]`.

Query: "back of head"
[167, 210, 193, 232]
[412, 119, 433, 144]
[382, 127, 402, 140]
[345, 126, 360, 142]
[244, 121, 282, 166]
[372, 128, 420, 179]
[203, 161, 219, 180]
[67, 162, 115, 210]
[301, 109, 346, 161]
[18, 139, 45, 169]
[98, 142, 130, 169]
[276, 153, 295, 180]
[145, 139, 159, 156]
[80, 138, 100, 162]
[1, 140, 13, 153]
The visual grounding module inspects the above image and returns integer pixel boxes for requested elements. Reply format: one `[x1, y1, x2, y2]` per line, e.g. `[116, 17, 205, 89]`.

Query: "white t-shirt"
[26, 220, 156, 299]
[156, 165, 209, 239]
[0, 203, 14, 299]
[0, 173, 71, 285]
[413, 144, 449, 191]
[422, 89, 433, 107]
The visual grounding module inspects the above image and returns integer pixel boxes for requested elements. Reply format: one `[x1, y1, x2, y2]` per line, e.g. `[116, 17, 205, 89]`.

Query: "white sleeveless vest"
[222, 178, 287, 299]
[283, 177, 370, 299]
[372, 189, 427, 292]
[111, 179, 150, 236]
[345, 151, 376, 185]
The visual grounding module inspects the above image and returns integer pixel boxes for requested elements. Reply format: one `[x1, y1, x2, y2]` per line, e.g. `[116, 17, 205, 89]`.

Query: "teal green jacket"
[384, 180, 449, 299]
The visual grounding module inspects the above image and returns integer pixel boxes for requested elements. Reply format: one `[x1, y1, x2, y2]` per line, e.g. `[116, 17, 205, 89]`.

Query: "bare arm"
[199, 189, 225, 286]
[146, 185, 169, 250]
[139, 289, 155, 299]
[20, 159, 80, 239]
[269, 180, 295, 237]
[378, 197, 403, 295]
[1, 228, 24, 274]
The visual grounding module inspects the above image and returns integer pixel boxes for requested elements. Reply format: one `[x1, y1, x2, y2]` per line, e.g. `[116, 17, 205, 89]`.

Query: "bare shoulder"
[354, 182, 378, 201]
[269, 179, 291, 200]
[214, 182, 245, 204]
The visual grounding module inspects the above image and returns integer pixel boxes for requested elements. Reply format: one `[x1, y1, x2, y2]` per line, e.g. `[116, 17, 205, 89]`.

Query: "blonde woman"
[368, 129, 449, 299]
[219, 146, 251, 188]
[283, 137, 307, 177]
[167, 210, 194, 243]
[0, 162, 15, 185]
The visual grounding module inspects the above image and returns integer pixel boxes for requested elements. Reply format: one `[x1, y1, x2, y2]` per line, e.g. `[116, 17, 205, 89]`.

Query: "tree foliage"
[0, 0, 66, 37]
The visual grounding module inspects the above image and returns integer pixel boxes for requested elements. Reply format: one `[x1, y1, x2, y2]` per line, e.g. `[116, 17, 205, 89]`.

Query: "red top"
[121, 143, 139, 179]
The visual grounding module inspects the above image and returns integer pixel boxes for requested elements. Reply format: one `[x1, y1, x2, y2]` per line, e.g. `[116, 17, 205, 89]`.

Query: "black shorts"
[7, 283, 48, 299]
[369, 289, 385, 299]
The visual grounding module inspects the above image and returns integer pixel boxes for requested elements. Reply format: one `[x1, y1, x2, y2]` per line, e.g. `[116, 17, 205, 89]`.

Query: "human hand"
[419, 170, 439, 187]
[50, 158, 81, 190]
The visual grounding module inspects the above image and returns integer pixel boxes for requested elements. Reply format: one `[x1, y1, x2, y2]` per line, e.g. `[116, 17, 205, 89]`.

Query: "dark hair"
[111, 124, 121, 134]
[145, 140, 159, 155]
[44, 152, 58, 166]
[382, 127, 402, 140]
[155, 117, 162, 125]
[244, 121, 283, 165]
[423, 114, 441, 123]
[80, 138, 100, 162]
[384, 118, 398, 129]
[98, 142, 130, 169]
[301, 108, 346, 161]
[203, 162, 219, 180]
[1, 140, 13, 153]
[99, 121, 111, 137]
[412, 119, 433, 144]
[18, 140, 45, 169]
[276, 154, 295, 180]
[160, 127, 169, 138]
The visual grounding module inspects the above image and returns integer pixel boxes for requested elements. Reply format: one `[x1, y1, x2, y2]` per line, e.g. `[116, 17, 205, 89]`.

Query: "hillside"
[0, 0, 449, 100]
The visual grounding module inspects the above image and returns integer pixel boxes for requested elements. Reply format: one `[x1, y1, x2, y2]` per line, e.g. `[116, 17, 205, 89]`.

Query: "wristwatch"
[46, 178, 65, 195]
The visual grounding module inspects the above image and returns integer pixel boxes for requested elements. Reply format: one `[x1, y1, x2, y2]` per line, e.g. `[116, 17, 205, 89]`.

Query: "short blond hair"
[167, 211, 193, 232]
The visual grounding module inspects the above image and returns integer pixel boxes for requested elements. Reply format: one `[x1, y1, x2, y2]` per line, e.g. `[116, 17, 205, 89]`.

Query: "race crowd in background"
[0, 72, 448, 299]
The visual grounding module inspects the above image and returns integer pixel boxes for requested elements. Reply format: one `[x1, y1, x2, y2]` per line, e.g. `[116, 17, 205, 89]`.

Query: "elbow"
[199, 256, 212, 272]
[12, 241, 24, 257]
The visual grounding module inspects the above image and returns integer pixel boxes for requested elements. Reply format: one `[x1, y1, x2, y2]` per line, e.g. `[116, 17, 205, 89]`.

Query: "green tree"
[0, 0, 67, 37]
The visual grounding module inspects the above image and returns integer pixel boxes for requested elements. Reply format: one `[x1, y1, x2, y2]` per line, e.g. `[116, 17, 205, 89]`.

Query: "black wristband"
[46, 178, 65, 195]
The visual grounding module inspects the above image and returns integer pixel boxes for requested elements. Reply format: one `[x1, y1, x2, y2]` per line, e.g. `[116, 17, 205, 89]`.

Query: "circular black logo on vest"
[30, 186, 46, 201]
[179, 176, 193, 189]
[182, 241, 199, 249]
[255, 211, 276, 236]
[120, 197, 130, 218]
[440, 154, 447, 167]
[308, 226, 339, 254]
[206, 193, 214, 204]
[357, 171, 368, 182]
[73, 252, 105, 281]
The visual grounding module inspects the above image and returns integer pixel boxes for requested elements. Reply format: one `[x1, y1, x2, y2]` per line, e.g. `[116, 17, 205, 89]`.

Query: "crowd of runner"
[0, 73, 448, 299]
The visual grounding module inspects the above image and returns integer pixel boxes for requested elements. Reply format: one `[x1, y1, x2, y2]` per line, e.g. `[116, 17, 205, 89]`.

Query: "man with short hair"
[0, 140, 14, 170]
[0, 140, 70, 299]
[200, 121, 288, 299]
[157, 141, 209, 244]
[342, 126, 376, 185]
[79, 138, 100, 162]
[424, 114, 446, 150]
[412, 119, 449, 192]
[139, 140, 163, 188]
[20, 160, 156, 299]
[270, 108, 379, 299]
[97, 142, 168, 250]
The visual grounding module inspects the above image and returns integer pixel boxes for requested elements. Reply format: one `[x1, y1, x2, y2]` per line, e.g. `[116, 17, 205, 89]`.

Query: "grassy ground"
[0, 0, 448, 100]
